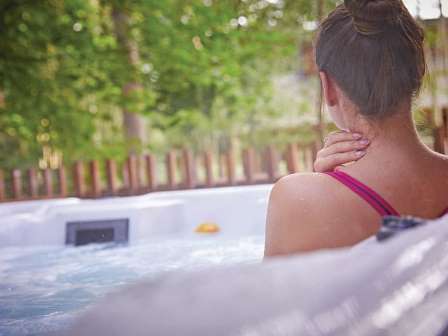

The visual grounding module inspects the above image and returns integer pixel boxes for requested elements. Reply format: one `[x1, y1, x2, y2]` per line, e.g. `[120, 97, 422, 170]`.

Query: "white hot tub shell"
[0, 185, 272, 247]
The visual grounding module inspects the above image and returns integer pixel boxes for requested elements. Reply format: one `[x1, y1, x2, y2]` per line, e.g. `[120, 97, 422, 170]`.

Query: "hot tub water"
[0, 236, 264, 336]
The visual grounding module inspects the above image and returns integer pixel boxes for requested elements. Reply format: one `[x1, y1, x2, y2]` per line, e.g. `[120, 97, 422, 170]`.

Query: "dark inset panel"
[75, 228, 115, 246]
[66, 219, 129, 246]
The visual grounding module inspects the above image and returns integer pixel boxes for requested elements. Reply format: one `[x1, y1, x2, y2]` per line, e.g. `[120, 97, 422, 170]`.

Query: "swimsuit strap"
[439, 207, 448, 217]
[325, 170, 400, 217]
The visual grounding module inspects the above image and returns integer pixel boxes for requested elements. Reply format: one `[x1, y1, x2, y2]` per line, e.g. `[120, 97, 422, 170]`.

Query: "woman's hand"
[314, 131, 369, 173]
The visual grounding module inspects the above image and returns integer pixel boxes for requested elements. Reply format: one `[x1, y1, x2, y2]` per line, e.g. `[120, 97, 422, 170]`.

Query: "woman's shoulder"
[270, 172, 341, 209]
[265, 173, 353, 257]
[272, 172, 334, 194]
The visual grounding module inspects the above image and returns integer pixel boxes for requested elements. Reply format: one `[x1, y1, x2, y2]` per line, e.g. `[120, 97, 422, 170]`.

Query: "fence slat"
[265, 145, 279, 182]
[243, 148, 255, 184]
[182, 149, 196, 189]
[225, 149, 236, 185]
[106, 159, 118, 195]
[0, 170, 4, 201]
[166, 151, 176, 189]
[442, 107, 448, 154]
[58, 166, 67, 197]
[311, 141, 320, 164]
[433, 127, 445, 154]
[203, 151, 214, 187]
[28, 168, 38, 198]
[90, 160, 101, 198]
[135, 156, 142, 191]
[73, 161, 85, 197]
[43, 169, 53, 197]
[145, 154, 157, 191]
[286, 143, 299, 174]
[126, 155, 139, 193]
[12, 169, 22, 200]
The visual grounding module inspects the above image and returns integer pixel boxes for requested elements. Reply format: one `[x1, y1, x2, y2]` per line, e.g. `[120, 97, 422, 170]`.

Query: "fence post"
[182, 148, 196, 189]
[286, 143, 299, 174]
[243, 148, 255, 184]
[126, 155, 139, 194]
[203, 151, 214, 187]
[12, 169, 22, 200]
[0, 170, 4, 201]
[106, 159, 118, 195]
[90, 160, 101, 198]
[166, 151, 176, 189]
[73, 161, 84, 197]
[43, 168, 53, 198]
[433, 127, 445, 154]
[265, 145, 279, 182]
[225, 148, 236, 185]
[28, 168, 39, 198]
[58, 166, 67, 197]
[312, 141, 320, 164]
[144, 154, 157, 191]
[442, 107, 448, 154]
[136, 156, 143, 190]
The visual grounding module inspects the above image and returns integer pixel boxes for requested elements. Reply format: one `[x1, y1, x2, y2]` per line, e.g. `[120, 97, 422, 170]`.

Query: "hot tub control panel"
[65, 219, 129, 246]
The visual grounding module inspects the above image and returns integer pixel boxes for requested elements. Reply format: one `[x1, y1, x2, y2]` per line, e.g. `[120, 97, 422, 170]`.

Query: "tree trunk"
[0, 89, 5, 109]
[438, 1, 448, 80]
[315, 0, 324, 146]
[111, 7, 147, 154]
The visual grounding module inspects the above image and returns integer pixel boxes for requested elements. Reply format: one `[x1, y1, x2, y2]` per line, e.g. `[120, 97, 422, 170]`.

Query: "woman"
[264, 0, 448, 257]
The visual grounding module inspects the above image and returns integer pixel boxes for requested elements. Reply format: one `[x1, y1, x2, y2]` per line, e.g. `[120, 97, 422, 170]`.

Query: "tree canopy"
[0, 0, 344, 169]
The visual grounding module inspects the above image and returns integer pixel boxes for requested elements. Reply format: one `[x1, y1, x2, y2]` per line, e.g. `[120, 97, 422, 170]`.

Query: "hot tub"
[0, 185, 271, 246]
[0, 185, 270, 336]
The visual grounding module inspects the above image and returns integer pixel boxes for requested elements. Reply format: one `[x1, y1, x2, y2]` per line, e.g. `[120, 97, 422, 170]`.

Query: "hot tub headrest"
[66, 215, 448, 336]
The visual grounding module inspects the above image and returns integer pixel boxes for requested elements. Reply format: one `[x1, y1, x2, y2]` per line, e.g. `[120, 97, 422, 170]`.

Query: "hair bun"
[344, 0, 404, 35]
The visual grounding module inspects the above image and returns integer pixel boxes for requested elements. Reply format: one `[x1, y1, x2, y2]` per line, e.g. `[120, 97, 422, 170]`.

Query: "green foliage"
[1, 0, 126, 167]
[0, 0, 335, 169]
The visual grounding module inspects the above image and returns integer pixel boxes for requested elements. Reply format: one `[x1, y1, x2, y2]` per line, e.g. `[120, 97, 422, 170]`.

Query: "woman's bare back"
[264, 146, 448, 258]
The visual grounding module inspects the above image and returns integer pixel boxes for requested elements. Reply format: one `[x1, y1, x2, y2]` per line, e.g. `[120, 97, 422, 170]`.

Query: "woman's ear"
[319, 71, 337, 107]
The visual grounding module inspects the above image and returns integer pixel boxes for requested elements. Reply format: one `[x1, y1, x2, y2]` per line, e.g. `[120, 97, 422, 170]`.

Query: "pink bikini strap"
[325, 170, 400, 217]
[439, 207, 448, 217]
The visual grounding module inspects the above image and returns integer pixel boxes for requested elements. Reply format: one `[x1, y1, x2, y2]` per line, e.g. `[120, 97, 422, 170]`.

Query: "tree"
[0, 0, 337, 170]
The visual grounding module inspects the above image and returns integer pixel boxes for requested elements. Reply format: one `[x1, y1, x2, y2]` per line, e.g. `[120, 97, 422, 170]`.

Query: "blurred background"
[1, 0, 447, 199]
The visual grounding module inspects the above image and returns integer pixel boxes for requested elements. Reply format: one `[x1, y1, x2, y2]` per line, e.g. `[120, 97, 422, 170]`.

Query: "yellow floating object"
[195, 223, 220, 234]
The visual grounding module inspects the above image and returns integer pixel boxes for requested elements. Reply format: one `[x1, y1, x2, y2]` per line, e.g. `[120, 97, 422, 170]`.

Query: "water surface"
[0, 236, 264, 336]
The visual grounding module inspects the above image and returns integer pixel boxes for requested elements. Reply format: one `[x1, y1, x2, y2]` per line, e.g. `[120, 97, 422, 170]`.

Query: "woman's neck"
[344, 109, 432, 175]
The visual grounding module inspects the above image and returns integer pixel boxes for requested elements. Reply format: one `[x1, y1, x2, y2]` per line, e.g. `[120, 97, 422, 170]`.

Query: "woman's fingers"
[314, 131, 369, 172]
[324, 131, 362, 147]
[319, 138, 369, 158]
[314, 150, 366, 173]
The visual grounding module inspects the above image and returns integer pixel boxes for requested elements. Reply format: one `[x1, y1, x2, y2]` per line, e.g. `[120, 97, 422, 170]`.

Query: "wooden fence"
[433, 108, 448, 155]
[0, 143, 320, 203]
[2, 106, 448, 204]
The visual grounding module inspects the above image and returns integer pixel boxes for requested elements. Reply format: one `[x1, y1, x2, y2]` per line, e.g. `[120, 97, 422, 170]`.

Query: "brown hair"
[315, 0, 426, 119]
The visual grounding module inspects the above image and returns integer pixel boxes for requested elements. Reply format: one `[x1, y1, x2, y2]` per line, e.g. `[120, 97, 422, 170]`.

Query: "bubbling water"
[0, 236, 264, 336]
